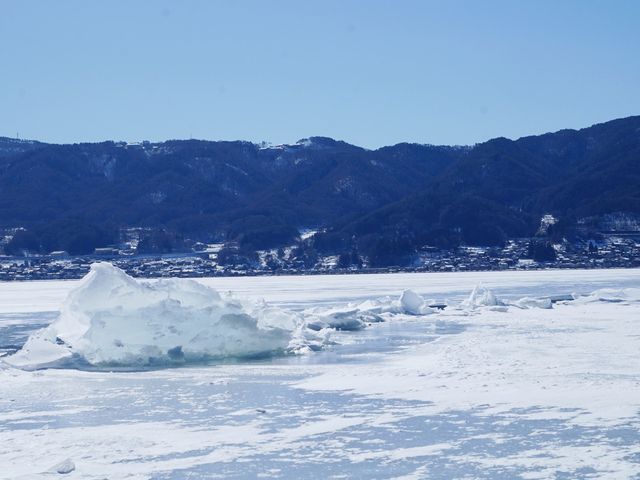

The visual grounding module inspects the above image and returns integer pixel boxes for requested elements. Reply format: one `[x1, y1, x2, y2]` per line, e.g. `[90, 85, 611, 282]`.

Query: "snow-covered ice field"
[1, 267, 640, 479]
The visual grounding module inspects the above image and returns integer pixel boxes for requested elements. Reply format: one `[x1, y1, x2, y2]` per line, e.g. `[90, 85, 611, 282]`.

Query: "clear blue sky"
[2, 0, 639, 148]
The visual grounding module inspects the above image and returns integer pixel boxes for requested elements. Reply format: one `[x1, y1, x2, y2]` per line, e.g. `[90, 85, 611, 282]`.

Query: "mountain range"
[1, 115, 639, 263]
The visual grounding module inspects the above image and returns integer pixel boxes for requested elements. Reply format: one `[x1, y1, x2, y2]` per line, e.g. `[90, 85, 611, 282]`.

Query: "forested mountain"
[1, 116, 638, 259]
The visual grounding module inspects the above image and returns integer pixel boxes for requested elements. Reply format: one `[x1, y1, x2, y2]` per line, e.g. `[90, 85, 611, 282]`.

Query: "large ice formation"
[5, 263, 305, 369]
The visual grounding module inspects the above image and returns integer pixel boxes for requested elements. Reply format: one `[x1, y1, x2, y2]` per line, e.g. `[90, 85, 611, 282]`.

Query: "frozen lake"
[1, 268, 640, 479]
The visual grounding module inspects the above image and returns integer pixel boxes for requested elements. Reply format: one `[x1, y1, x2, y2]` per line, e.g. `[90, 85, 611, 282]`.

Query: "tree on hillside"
[4, 230, 40, 256]
[526, 241, 557, 262]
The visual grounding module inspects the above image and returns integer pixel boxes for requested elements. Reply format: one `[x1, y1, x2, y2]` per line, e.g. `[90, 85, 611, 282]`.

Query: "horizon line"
[3, 114, 638, 151]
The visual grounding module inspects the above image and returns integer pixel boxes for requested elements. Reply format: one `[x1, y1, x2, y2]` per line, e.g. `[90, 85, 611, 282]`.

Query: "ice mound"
[461, 284, 504, 309]
[4, 263, 306, 370]
[304, 303, 385, 331]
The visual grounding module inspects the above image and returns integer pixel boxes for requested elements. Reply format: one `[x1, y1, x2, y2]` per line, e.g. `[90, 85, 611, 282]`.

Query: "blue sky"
[2, 0, 639, 148]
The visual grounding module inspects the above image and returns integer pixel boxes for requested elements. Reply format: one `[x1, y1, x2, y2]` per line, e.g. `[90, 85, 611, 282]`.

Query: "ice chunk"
[353, 298, 401, 317]
[305, 306, 366, 331]
[303, 299, 394, 331]
[400, 289, 424, 314]
[461, 284, 504, 309]
[512, 296, 553, 309]
[4, 263, 305, 370]
[399, 289, 434, 315]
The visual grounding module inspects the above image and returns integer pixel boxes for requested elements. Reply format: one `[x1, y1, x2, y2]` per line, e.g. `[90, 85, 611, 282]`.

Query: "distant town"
[0, 228, 638, 281]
